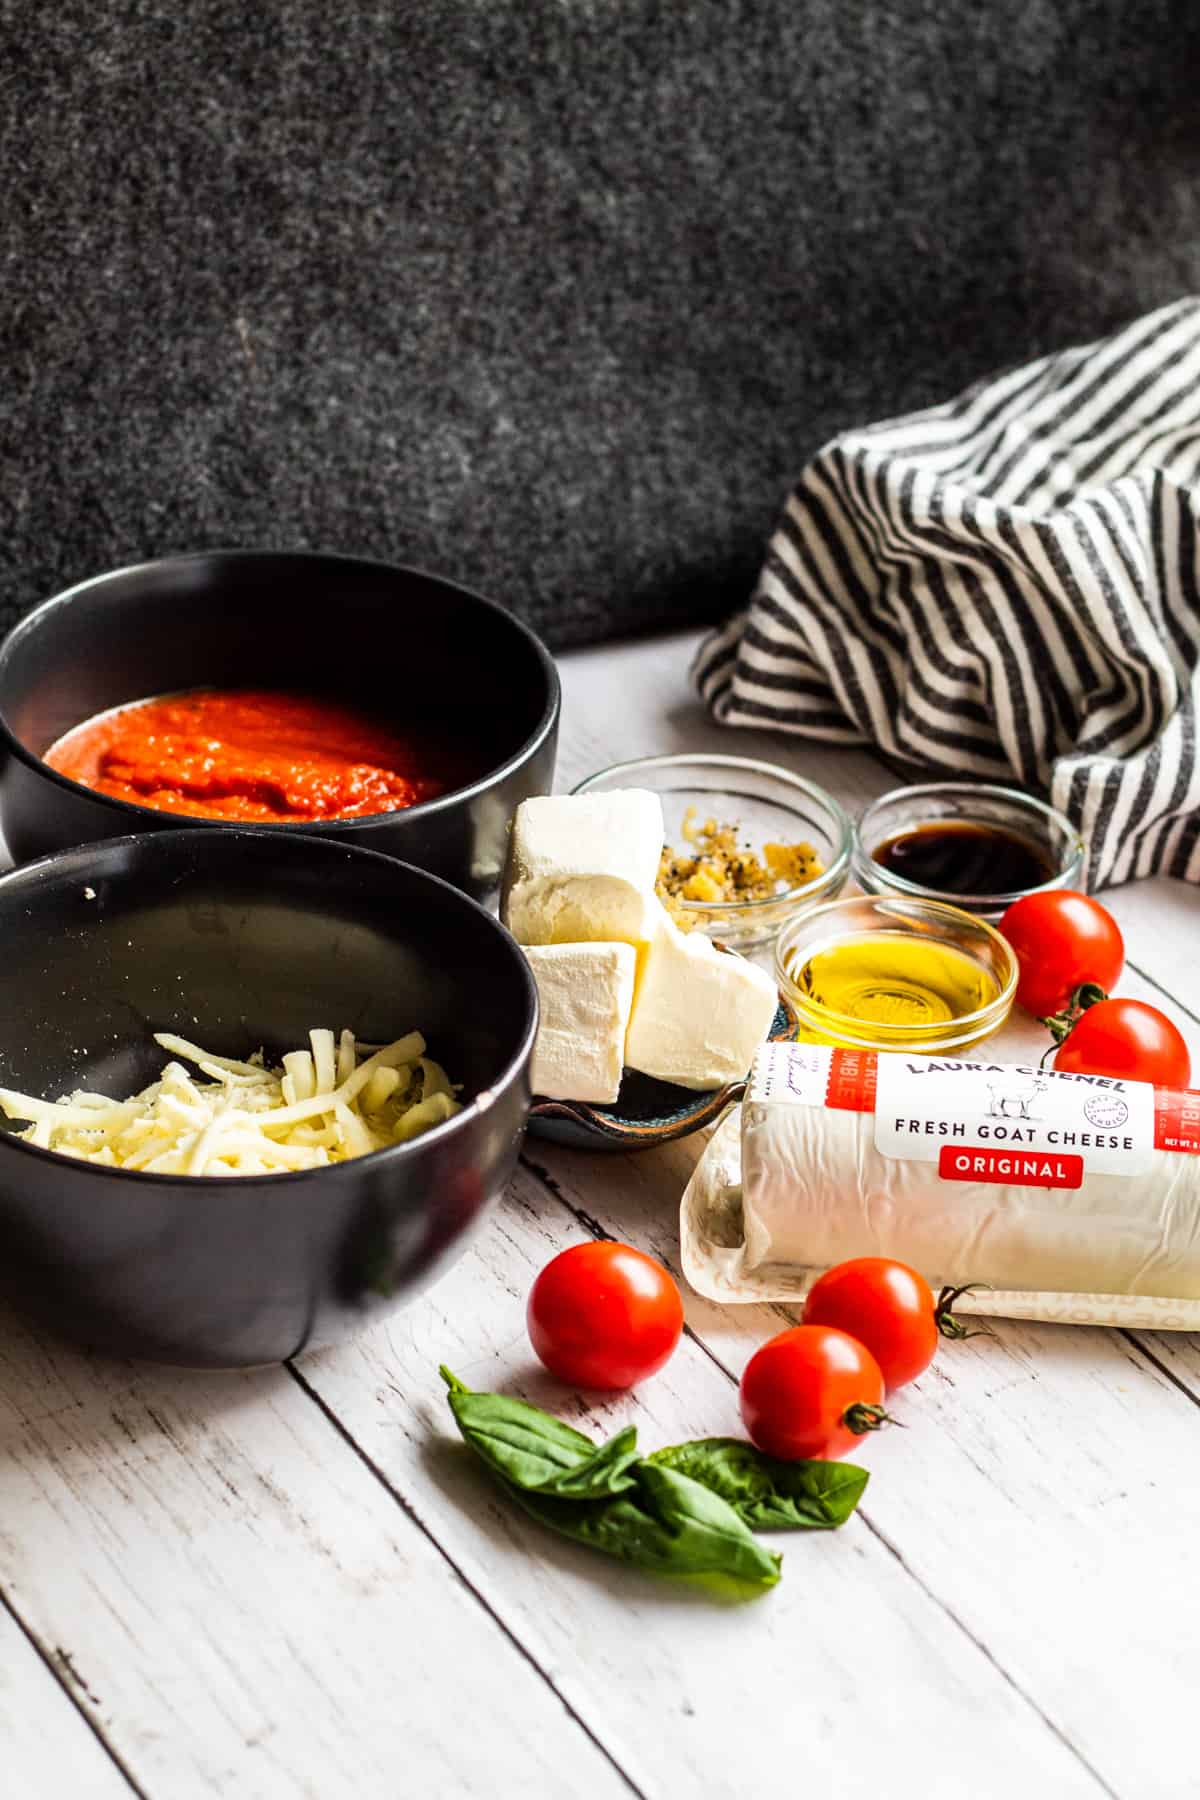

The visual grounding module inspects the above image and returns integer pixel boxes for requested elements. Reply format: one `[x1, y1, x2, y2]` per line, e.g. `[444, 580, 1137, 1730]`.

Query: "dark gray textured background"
[2, 1, 1198, 649]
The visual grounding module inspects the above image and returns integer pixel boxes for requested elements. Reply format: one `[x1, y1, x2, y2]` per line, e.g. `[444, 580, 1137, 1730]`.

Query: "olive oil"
[789, 933, 1000, 1032]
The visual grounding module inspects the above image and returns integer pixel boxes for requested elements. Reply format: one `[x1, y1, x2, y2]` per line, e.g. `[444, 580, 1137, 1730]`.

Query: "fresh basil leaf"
[438, 1367, 639, 1498]
[536, 1426, 642, 1500]
[503, 1463, 781, 1599]
[438, 1375, 783, 1594]
[634, 1463, 782, 1593]
[647, 1437, 868, 1531]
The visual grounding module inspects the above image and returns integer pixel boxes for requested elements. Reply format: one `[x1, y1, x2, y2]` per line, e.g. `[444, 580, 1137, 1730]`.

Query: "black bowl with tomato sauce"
[0, 829, 537, 1367]
[0, 551, 559, 899]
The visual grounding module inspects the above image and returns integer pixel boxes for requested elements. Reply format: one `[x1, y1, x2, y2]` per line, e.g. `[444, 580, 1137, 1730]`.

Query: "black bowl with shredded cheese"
[0, 828, 537, 1367]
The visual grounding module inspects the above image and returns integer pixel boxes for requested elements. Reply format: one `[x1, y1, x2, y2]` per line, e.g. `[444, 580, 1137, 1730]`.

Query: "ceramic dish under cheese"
[527, 990, 799, 1151]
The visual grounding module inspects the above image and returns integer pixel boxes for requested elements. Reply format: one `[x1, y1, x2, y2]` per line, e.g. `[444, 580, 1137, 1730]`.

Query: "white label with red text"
[747, 1042, 835, 1107]
[746, 1044, 1164, 1191]
[873, 1055, 1155, 1187]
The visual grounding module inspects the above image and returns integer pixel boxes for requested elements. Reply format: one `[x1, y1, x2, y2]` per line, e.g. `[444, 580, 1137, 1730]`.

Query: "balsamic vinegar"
[873, 821, 1053, 896]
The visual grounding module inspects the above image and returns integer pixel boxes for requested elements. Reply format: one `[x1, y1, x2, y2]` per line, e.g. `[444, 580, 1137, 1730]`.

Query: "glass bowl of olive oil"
[774, 895, 1018, 1053]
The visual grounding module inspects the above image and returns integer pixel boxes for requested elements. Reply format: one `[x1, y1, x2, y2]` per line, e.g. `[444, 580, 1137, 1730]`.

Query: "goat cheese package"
[502, 789, 663, 948]
[681, 1043, 1200, 1328]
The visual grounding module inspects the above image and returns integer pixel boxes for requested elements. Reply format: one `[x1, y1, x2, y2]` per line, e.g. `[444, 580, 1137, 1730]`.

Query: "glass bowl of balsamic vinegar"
[852, 782, 1085, 922]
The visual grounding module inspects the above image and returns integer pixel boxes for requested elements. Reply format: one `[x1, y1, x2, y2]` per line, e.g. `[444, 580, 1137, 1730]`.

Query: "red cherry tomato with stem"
[739, 1325, 894, 1461]
[802, 1257, 977, 1390]
[527, 1241, 683, 1391]
[998, 891, 1124, 1019]
[1054, 998, 1191, 1089]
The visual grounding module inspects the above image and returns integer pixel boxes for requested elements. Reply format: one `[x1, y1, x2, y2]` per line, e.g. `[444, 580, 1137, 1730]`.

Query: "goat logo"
[986, 1073, 1049, 1120]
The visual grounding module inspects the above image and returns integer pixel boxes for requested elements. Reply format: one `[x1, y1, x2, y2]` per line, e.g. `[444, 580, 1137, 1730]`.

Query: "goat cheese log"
[681, 1044, 1200, 1327]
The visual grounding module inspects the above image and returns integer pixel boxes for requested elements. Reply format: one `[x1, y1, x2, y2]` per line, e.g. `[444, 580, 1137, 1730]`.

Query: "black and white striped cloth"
[693, 298, 1200, 889]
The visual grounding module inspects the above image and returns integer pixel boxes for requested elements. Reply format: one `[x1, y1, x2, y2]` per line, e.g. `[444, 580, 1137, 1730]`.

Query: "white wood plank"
[297, 1175, 1106, 1800]
[527, 1128, 1200, 1800]
[1130, 1330, 1200, 1409]
[0, 622, 1194, 1800]
[0, 1310, 630, 1800]
[1100, 879, 1200, 1019]
[0, 1604, 134, 1800]
[555, 628, 896, 806]
[536, 631, 1200, 1796]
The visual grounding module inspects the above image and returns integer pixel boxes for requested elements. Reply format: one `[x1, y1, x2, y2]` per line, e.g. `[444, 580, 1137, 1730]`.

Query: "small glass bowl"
[774, 894, 1018, 1053]
[571, 753, 853, 950]
[853, 782, 1084, 922]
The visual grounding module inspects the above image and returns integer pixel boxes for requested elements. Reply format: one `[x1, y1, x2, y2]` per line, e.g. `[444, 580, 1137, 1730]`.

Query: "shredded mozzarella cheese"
[0, 1029, 462, 1176]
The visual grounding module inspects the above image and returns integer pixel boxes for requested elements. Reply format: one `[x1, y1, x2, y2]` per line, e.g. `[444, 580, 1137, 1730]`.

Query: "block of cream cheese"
[525, 942, 637, 1103]
[679, 1043, 1200, 1323]
[624, 906, 778, 1091]
[502, 790, 663, 947]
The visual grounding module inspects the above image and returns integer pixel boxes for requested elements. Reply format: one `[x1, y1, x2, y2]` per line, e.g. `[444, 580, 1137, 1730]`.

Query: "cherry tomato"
[998, 891, 1124, 1018]
[802, 1257, 943, 1390]
[739, 1325, 889, 1461]
[1054, 998, 1191, 1089]
[527, 1241, 683, 1390]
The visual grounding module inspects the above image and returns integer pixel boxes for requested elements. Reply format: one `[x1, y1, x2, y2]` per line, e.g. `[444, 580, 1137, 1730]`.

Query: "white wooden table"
[3, 630, 1200, 1800]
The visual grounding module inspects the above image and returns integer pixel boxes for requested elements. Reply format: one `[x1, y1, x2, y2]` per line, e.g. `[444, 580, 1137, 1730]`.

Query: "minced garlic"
[656, 808, 823, 924]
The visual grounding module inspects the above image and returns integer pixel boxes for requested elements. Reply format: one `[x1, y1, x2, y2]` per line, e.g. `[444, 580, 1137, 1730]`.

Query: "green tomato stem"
[1039, 982, 1110, 1066]
[842, 1402, 900, 1436]
[935, 1283, 993, 1342]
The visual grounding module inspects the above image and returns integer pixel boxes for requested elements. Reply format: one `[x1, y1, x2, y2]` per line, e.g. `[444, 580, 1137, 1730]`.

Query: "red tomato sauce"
[46, 689, 480, 823]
